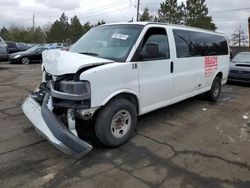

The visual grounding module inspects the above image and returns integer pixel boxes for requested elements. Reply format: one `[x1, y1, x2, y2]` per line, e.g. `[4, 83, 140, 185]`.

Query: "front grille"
[235, 64, 250, 67]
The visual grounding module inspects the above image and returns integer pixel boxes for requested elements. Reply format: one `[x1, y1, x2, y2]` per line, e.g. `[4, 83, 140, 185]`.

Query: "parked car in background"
[46, 45, 64, 49]
[228, 52, 250, 83]
[53, 43, 68, 47]
[16, 42, 30, 52]
[60, 47, 70, 51]
[9, 45, 48, 64]
[6, 41, 19, 54]
[44, 43, 69, 49]
[0, 37, 9, 60]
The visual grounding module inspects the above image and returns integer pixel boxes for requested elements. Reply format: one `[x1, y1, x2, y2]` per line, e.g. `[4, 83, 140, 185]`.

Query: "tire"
[21, 57, 30, 65]
[206, 77, 222, 102]
[95, 98, 137, 147]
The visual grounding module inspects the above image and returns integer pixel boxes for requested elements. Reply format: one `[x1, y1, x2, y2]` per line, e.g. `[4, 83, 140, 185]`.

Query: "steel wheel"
[111, 110, 132, 138]
[95, 98, 137, 147]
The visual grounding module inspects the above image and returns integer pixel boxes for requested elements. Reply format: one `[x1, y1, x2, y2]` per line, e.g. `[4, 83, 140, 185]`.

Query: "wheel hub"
[111, 110, 131, 138]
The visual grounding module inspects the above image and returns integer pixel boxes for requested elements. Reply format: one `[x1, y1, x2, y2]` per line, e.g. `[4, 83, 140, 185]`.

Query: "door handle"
[170, 61, 174, 73]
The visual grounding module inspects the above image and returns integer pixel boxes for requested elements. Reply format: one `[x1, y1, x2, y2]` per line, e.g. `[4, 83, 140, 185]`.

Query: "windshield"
[69, 24, 143, 62]
[232, 52, 250, 63]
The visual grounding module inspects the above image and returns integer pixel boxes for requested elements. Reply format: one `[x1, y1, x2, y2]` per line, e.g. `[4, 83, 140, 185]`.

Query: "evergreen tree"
[95, 20, 106, 26]
[70, 15, 84, 43]
[184, 0, 216, 30]
[82, 22, 92, 34]
[140, 7, 153, 21]
[46, 13, 70, 43]
[158, 0, 184, 24]
[0, 26, 8, 37]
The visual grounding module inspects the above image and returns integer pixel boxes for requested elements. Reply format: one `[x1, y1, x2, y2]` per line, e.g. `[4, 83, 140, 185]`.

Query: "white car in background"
[0, 37, 8, 60]
[22, 22, 230, 158]
[228, 52, 250, 83]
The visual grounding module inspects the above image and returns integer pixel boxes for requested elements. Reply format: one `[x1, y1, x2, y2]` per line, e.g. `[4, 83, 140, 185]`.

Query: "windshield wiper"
[79, 52, 99, 56]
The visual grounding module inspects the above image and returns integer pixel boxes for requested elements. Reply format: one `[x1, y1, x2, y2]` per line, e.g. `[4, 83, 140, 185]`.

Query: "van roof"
[102, 22, 225, 36]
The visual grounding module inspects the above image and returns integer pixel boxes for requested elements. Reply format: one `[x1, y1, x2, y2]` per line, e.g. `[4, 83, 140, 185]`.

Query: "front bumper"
[21, 94, 93, 158]
[9, 58, 21, 64]
[228, 72, 250, 83]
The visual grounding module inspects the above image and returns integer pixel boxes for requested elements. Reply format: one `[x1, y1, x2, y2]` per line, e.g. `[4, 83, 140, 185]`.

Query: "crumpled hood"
[42, 50, 114, 75]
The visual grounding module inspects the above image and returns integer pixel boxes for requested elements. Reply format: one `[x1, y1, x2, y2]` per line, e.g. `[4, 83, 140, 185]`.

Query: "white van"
[0, 37, 8, 60]
[22, 22, 229, 157]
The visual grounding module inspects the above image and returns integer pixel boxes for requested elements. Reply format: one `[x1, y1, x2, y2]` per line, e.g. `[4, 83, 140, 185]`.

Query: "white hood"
[42, 50, 114, 75]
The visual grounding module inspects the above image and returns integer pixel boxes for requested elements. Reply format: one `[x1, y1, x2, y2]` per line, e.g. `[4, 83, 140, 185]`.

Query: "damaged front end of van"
[22, 50, 113, 158]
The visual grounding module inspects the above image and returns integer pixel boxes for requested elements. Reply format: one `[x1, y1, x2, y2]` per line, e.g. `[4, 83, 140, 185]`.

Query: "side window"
[144, 34, 170, 59]
[135, 27, 170, 61]
[36, 48, 47, 54]
[173, 30, 192, 58]
[188, 31, 205, 56]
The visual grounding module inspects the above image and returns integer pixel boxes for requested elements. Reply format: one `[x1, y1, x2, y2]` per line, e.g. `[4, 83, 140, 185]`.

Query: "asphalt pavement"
[0, 61, 250, 188]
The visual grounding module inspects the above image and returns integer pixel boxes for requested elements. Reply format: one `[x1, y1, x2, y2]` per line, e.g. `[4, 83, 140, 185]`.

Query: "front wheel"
[95, 98, 137, 147]
[21, 57, 30, 65]
[206, 77, 222, 102]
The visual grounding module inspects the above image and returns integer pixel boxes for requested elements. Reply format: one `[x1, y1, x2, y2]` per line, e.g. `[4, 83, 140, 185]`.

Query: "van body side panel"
[202, 55, 230, 88]
[79, 63, 140, 110]
[171, 26, 229, 99]
[172, 56, 200, 97]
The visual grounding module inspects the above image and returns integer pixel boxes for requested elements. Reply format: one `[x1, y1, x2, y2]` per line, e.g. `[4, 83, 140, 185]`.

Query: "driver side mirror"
[140, 42, 159, 60]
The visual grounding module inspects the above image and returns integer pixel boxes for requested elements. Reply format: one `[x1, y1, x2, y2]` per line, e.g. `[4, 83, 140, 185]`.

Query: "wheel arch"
[215, 71, 223, 80]
[101, 90, 140, 115]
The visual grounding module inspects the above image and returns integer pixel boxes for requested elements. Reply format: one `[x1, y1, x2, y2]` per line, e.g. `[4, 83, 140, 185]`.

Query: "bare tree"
[231, 25, 248, 47]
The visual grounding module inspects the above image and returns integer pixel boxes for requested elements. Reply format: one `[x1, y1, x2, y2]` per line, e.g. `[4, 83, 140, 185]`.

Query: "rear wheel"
[21, 57, 30, 65]
[206, 77, 221, 102]
[95, 98, 137, 147]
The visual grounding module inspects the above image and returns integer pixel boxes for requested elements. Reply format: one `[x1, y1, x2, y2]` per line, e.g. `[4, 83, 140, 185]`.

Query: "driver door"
[132, 26, 174, 114]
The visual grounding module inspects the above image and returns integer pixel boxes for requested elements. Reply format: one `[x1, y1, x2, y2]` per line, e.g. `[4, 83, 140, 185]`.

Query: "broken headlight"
[57, 81, 90, 95]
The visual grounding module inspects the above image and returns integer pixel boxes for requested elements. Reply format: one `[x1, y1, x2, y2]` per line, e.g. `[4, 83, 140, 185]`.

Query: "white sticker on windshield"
[112, 33, 129, 40]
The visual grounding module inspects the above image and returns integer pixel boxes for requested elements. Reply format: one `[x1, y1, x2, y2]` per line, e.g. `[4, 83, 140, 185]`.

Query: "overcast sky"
[0, 0, 249, 39]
